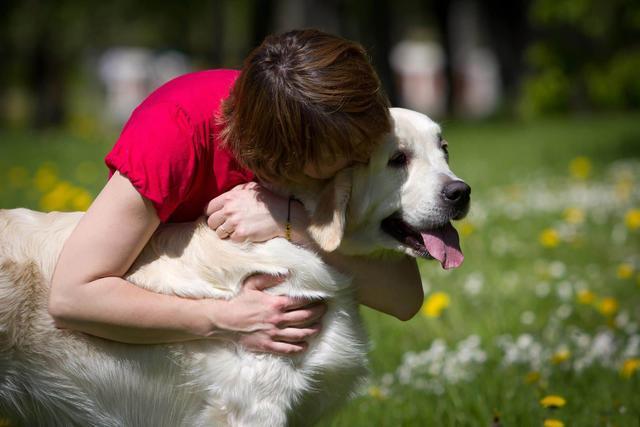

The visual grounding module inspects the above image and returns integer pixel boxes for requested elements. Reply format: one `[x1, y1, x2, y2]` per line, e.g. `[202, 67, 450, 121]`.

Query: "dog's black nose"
[442, 181, 471, 207]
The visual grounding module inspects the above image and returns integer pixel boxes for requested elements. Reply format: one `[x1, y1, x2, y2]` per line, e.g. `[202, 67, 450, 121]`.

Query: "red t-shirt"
[105, 69, 254, 223]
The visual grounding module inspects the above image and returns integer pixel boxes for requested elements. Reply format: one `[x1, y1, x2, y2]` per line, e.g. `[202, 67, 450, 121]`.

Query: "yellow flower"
[577, 289, 596, 305]
[459, 221, 475, 237]
[563, 207, 584, 224]
[551, 350, 570, 364]
[598, 297, 618, 317]
[524, 371, 540, 384]
[625, 209, 640, 230]
[539, 228, 560, 248]
[617, 263, 634, 279]
[33, 163, 58, 192]
[621, 358, 640, 379]
[367, 385, 387, 400]
[544, 419, 565, 427]
[569, 156, 591, 180]
[421, 292, 450, 318]
[540, 395, 566, 408]
[7, 166, 29, 188]
[71, 189, 93, 211]
[40, 181, 75, 211]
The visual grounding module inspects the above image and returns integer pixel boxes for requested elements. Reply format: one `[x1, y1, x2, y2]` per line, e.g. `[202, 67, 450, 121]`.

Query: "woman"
[49, 29, 423, 355]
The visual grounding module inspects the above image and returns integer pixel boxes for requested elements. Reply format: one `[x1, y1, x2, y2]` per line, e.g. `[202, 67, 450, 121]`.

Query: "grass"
[2, 113, 640, 426]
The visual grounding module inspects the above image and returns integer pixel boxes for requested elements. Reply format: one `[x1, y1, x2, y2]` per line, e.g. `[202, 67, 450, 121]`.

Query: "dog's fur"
[0, 108, 469, 426]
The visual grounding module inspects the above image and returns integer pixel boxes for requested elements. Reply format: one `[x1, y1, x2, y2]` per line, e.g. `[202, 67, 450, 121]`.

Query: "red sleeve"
[105, 102, 198, 222]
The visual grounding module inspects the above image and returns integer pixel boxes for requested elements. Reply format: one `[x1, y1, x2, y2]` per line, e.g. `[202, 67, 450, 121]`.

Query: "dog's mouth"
[381, 215, 464, 269]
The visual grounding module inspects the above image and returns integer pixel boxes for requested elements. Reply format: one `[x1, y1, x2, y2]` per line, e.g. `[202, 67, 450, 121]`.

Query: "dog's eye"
[388, 151, 408, 168]
[439, 135, 449, 161]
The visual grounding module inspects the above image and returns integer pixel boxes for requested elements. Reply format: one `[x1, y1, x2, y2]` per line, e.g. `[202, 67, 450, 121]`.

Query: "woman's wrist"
[192, 298, 234, 339]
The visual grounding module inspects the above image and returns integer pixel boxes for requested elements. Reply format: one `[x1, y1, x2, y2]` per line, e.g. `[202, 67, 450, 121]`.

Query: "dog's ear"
[307, 168, 352, 252]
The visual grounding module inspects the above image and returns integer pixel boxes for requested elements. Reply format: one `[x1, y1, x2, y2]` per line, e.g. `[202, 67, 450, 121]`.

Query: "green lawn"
[1, 113, 639, 426]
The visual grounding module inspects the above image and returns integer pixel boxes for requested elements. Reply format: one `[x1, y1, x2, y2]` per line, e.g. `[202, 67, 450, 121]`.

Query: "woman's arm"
[321, 252, 424, 321]
[49, 172, 323, 352]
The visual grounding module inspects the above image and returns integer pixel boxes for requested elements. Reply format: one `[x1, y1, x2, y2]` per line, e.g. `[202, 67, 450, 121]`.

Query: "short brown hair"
[219, 29, 391, 184]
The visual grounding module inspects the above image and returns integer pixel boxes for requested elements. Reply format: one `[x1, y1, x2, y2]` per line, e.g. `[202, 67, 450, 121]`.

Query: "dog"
[0, 108, 470, 426]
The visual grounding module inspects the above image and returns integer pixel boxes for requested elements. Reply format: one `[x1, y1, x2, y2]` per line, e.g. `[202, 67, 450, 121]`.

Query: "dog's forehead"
[389, 108, 441, 152]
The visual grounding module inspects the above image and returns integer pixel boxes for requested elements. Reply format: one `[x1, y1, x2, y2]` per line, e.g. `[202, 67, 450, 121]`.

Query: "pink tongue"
[420, 223, 464, 269]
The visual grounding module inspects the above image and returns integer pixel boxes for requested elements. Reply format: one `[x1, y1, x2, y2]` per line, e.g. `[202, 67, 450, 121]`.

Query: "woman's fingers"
[214, 221, 235, 239]
[278, 301, 327, 327]
[261, 340, 308, 355]
[204, 193, 227, 217]
[206, 209, 226, 230]
[269, 323, 322, 343]
[238, 332, 308, 355]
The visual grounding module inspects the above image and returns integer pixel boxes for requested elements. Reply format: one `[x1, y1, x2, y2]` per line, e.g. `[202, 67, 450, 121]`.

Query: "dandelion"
[421, 292, 450, 318]
[598, 297, 619, 317]
[624, 209, 640, 230]
[367, 385, 387, 400]
[563, 207, 585, 224]
[616, 263, 634, 279]
[459, 220, 475, 237]
[540, 395, 566, 409]
[569, 156, 591, 180]
[33, 163, 58, 192]
[539, 228, 560, 248]
[577, 289, 596, 305]
[71, 189, 93, 211]
[551, 349, 571, 365]
[543, 419, 565, 427]
[621, 358, 640, 379]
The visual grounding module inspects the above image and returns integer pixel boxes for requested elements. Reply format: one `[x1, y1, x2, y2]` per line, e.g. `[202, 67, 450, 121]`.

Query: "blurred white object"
[390, 40, 446, 117]
[455, 48, 500, 118]
[98, 48, 190, 124]
[450, 0, 501, 118]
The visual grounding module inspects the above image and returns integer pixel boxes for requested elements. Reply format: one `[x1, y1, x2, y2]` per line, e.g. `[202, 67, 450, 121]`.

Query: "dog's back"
[0, 209, 368, 426]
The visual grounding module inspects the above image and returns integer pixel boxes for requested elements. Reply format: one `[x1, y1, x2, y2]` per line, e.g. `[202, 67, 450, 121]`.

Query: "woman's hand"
[209, 273, 326, 354]
[205, 182, 288, 242]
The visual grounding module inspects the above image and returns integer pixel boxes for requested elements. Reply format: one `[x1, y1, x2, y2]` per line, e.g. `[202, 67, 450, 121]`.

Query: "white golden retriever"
[0, 108, 470, 426]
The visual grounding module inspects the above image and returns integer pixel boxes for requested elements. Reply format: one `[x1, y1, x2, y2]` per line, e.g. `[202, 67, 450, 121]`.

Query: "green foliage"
[521, 0, 640, 115]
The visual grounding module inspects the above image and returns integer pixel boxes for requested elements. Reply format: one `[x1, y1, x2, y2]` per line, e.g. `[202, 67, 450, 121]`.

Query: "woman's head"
[221, 29, 391, 183]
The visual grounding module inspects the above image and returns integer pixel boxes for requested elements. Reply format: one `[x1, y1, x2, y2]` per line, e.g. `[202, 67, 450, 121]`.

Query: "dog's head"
[308, 108, 470, 269]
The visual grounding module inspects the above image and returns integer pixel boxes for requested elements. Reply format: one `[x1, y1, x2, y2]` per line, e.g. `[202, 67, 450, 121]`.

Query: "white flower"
[622, 335, 640, 359]
[556, 304, 572, 319]
[463, 273, 484, 296]
[556, 281, 573, 301]
[535, 282, 551, 298]
[615, 311, 630, 329]
[520, 311, 536, 325]
[549, 261, 567, 278]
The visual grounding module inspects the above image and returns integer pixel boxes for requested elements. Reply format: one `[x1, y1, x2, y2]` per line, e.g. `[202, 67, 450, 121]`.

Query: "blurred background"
[2, 0, 640, 130]
[1, 0, 639, 426]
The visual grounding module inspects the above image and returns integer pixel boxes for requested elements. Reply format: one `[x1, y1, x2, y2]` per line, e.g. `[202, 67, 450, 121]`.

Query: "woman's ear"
[307, 168, 352, 252]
